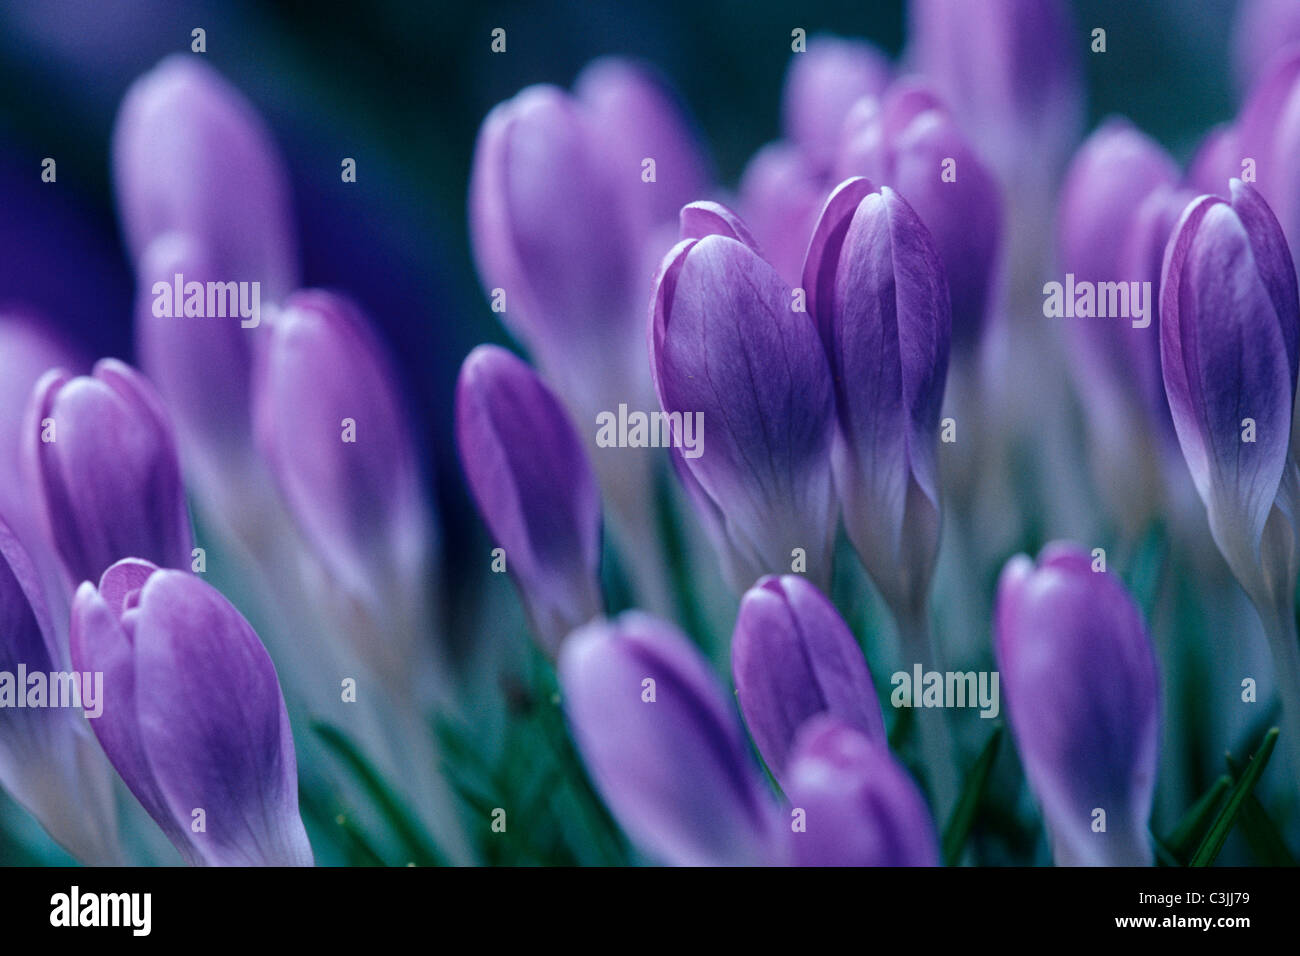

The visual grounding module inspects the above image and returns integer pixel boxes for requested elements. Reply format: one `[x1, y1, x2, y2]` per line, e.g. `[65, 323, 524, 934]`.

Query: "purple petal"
[649, 216, 837, 592]
[994, 543, 1159, 866]
[1233, 0, 1300, 94]
[1237, 48, 1300, 267]
[253, 291, 431, 603]
[737, 141, 828, 287]
[575, 57, 711, 235]
[113, 55, 297, 300]
[130, 569, 311, 865]
[25, 359, 193, 587]
[1186, 123, 1240, 196]
[781, 34, 890, 173]
[1160, 183, 1299, 562]
[732, 575, 884, 782]
[559, 612, 781, 865]
[803, 180, 950, 616]
[455, 345, 603, 653]
[784, 716, 939, 866]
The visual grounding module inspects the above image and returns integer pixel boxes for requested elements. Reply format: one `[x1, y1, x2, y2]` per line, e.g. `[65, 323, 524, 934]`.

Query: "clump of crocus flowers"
[4, 0, 1300, 868]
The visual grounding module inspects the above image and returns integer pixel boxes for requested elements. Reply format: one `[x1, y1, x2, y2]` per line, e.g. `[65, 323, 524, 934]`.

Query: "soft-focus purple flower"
[455, 345, 603, 654]
[0, 516, 120, 865]
[994, 543, 1159, 866]
[0, 313, 84, 535]
[781, 34, 890, 174]
[737, 141, 827, 287]
[1186, 123, 1241, 196]
[1057, 120, 1190, 525]
[24, 358, 193, 589]
[1233, 0, 1300, 95]
[838, 81, 1002, 354]
[559, 612, 783, 866]
[803, 178, 950, 619]
[906, 0, 1083, 186]
[252, 290, 431, 606]
[113, 55, 297, 300]
[650, 202, 837, 592]
[732, 575, 884, 783]
[70, 558, 313, 866]
[574, 56, 711, 239]
[784, 716, 939, 867]
[1236, 49, 1300, 269]
[1160, 180, 1300, 593]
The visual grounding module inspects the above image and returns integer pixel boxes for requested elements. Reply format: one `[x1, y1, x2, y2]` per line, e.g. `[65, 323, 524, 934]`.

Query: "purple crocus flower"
[559, 612, 783, 866]
[113, 56, 297, 530]
[781, 34, 890, 175]
[113, 55, 297, 300]
[784, 716, 939, 867]
[0, 313, 84, 537]
[1236, 49, 1300, 269]
[1233, 0, 1300, 94]
[70, 558, 313, 866]
[802, 178, 950, 622]
[650, 201, 837, 593]
[0, 517, 121, 865]
[24, 358, 193, 589]
[732, 575, 884, 783]
[252, 290, 432, 610]
[1160, 180, 1299, 603]
[837, 81, 1002, 355]
[1057, 120, 1191, 528]
[736, 141, 827, 287]
[1160, 180, 1300, 777]
[455, 345, 604, 654]
[905, 0, 1082, 188]
[994, 543, 1159, 866]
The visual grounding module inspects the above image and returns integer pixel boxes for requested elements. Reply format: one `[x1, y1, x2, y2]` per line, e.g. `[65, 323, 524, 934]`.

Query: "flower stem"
[896, 606, 959, 821]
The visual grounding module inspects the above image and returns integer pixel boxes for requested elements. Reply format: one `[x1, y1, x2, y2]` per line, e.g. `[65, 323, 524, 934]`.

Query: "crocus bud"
[838, 82, 1002, 354]
[1160, 180, 1300, 603]
[650, 202, 837, 592]
[803, 179, 950, 620]
[469, 84, 638, 378]
[1186, 123, 1240, 196]
[24, 358, 193, 588]
[784, 716, 940, 867]
[113, 55, 297, 299]
[1233, 0, 1300, 94]
[559, 612, 783, 865]
[0, 517, 121, 865]
[781, 34, 890, 174]
[906, 0, 1083, 186]
[70, 558, 313, 866]
[455, 345, 603, 654]
[253, 291, 432, 608]
[994, 544, 1159, 866]
[737, 141, 827, 287]
[574, 57, 710, 238]
[1236, 49, 1300, 268]
[732, 575, 884, 783]
[0, 313, 84, 533]
[1057, 121, 1190, 528]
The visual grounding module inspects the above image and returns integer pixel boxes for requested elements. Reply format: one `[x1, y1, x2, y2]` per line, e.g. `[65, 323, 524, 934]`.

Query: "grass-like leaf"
[1190, 728, 1280, 867]
[1165, 774, 1231, 863]
[313, 720, 449, 867]
[1224, 750, 1297, 867]
[942, 725, 1003, 866]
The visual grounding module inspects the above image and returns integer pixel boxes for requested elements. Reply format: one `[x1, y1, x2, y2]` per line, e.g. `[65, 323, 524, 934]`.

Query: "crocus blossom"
[994, 543, 1160, 866]
[650, 201, 837, 592]
[559, 612, 783, 866]
[784, 715, 940, 867]
[732, 575, 884, 783]
[24, 359, 193, 589]
[70, 558, 313, 866]
[456, 345, 604, 654]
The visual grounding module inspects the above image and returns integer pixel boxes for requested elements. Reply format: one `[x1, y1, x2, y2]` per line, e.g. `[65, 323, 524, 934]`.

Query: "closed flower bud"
[994, 544, 1160, 866]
